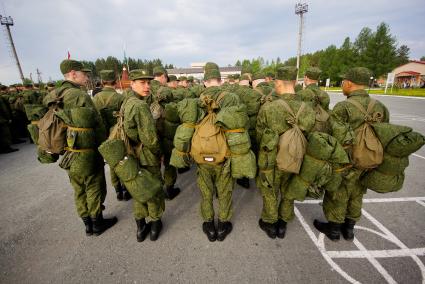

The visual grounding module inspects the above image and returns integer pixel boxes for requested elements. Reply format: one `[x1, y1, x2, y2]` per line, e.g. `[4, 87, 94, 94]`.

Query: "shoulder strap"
[366, 99, 376, 114]
[276, 99, 295, 117]
[346, 99, 368, 116]
[216, 91, 227, 105]
[295, 102, 306, 123]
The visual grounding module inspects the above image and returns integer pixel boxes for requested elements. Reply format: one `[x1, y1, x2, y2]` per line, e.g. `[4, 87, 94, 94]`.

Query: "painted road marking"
[413, 153, 425, 160]
[295, 197, 425, 283]
[328, 92, 425, 100]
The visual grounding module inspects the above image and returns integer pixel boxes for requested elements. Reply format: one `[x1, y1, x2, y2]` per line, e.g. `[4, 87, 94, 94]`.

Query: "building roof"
[396, 71, 421, 77]
[167, 66, 241, 75]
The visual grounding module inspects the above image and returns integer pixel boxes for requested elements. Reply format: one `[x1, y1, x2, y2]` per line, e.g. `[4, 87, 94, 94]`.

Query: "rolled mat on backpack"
[230, 150, 256, 179]
[177, 98, 198, 123]
[362, 170, 405, 193]
[371, 123, 412, 148]
[385, 131, 425, 157]
[215, 105, 248, 130]
[98, 139, 126, 168]
[225, 131, 251, 155]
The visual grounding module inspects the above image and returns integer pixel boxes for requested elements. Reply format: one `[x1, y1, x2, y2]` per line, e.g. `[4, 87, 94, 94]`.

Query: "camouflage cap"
[240, 73, 251, 81]
[275, 66, 298, 81]
[60, 59, 84, 74]
[81, 68, 92, 73]
[305, 67, 321, 80]
[204, 68, 221, 81]
[100, 70, 116, 81]
[168, 75, 178, 82]
[178, 76, 187, 81]
[187, 76, 194, 82]
[265, 71, 274, 78]
[204, 62, 219, 71]
[153, 66, 167, 76]
[129, 69, 154, 81]
[252, 71, 265, 81]
[341, 67, 372, 85]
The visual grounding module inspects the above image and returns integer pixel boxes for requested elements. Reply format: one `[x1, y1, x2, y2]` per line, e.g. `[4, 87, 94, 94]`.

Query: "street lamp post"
[368, 76, 374, 94]
[295, 3, 308, 82]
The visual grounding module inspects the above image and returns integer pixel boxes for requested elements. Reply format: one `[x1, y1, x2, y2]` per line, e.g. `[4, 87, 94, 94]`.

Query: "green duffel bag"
[258, 149, 277, 170]
[98, 139, 126, 168]
[371, 123, 412, 148]
[306, 132, 336, 161]
[24, 104, 47, 121]
[386, 131, 425, 157]
[226, 131, 251, 155]
[170, 148, 191, 168]
[377, 153, 409, 175]
[163, 119, 179, 140]
[27, 123, 39, 144]
[37, 147, 59, 164]
[164, 102, 180, 123]
[231, 150, 256, 179]
[177, 98, 198, 123]
[216, 105, 248, 130]
[69, 151, 99, 177]
[362, 170, 405, 193]
[70, 107, 96, 128]
[114, 155, 139, 182]
[174, 124, 195, 153]
[123, 169, 162, 203]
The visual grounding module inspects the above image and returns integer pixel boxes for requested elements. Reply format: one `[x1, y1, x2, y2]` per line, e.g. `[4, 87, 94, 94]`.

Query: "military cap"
[153, 66, 167, 76]
[275, 66, 298, 81]
[227, 74, 234, 80]
[341, 67, 372, 86]
[204, 62, 219, 71]
[47, 82, 55, 87]
[187, 76, 194, 82]
[305, 67, 322, 80]
[252, 71, 265, 81]
[204, 67, 221, 81]
[60, 59, 84, 74]
[81, 68, 92, 73]
[168, 75, 178, 82]
[240, 73, 251, 81]
[129, 69, 154, 81]
[179, 76, 187, 81]
[100, 70, 116, 81]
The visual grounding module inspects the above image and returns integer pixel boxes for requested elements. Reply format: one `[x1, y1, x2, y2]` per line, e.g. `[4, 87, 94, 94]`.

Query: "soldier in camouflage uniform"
[122, 69, 165, 241]
[314, 67, 390, 241]
[0, 85, 18, 153]
[256, 66, 314, 239]
[196, 63, 240, 242]
[93, 70, 131, 201]
[44, 59, 117, 236]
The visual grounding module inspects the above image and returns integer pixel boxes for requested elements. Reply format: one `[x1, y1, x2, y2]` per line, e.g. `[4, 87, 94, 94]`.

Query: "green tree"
[395, 45, 410, 66]
[421, 56, 425, 61]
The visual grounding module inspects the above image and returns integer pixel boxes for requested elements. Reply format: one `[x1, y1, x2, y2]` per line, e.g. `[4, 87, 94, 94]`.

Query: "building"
[392, 61, 425, 88]
[167, 63, 241, 81]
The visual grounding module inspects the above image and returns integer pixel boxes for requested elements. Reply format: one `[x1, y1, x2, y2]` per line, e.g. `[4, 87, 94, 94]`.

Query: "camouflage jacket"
[297, 83, 330, 111]
[92, 86, 124, 133]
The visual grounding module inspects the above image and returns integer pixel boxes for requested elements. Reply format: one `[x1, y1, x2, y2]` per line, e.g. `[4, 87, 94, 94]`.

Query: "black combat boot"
[82, 217, 93, 236]
[115, 184, 124, 201]
[150, 219, 163, 241]
[236, 177, 250, 189]
[313, 219, 341, 241]
[202, 221, 217, 242]
[217, 221, 232, 241]
[136, 219, 150, 242]
[165, 186, 180, 200]
[341, 218, 356, 241]
[91, 214, 118, 236]
[259, 219, 277, 239]
[277, 219, 287, 239]
[123, 189, 132, 201]
[0, 146, 19, 154]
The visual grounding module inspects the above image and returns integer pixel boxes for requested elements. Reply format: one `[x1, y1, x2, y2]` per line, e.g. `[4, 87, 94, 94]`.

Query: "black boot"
[82, 217, 93, 236]
[165, 186, 180, 200]
[123, 189, 132, 201]
[341, 218, 356, 241]
[236, 177, 250, 189]
[136, 219, 150, 242]
[217, 221, 232, 241]
[259, 219, 277, 239]
[91, 214, 118, 236]
[177, 167, 190, 174]
[313, 219, 341, 241]
[277, 219, 287, 239]
[115, 184, 124, 201]
[0, 146, 19, 154]
[150, 219, 163, 241]
[202, 221, 217, 242]
[12, 138, 26, 144]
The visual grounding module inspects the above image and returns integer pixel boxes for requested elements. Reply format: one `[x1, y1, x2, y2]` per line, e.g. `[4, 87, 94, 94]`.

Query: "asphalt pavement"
[0, 92, 424, 283]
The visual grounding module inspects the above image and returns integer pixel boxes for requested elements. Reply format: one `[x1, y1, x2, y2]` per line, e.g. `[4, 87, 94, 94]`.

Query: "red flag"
[67, 51, 70, 59]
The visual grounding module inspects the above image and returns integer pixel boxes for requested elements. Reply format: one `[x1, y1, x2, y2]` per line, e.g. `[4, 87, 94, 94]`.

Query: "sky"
[0, 0, 424, 85]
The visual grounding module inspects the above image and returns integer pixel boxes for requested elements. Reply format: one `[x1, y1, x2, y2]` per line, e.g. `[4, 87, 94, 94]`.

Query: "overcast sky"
[0, 0, 424, 85]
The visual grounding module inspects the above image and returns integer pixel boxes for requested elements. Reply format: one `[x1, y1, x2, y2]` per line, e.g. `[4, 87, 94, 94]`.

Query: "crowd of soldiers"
[0, 59, 388, 243]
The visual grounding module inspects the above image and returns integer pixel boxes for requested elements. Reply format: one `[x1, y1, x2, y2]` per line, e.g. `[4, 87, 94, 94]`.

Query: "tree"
[395, 45, 410, 66]
[421, 56, 425, 61]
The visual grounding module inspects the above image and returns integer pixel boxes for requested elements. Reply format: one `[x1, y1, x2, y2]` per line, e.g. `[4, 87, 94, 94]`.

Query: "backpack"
[190, 92, 230, 164]
[347, 98, 384, 169]
[38, 89, 68, 154]
[275, 100, 308, 174]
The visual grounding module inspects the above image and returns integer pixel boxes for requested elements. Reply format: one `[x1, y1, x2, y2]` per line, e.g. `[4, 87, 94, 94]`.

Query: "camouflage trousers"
[196, 160, 234, 222]
[323, 168, 366, 224]
[110, 167, 120, 189]
[68, 167, 107, 218]
[0, 123, 12, 149]
[133, 166, 165, 221]
[256, 167, 295, 224]
[163, 152, 177, 188]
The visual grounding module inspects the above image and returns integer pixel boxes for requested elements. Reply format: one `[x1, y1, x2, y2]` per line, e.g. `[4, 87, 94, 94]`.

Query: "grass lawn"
[321, 87, 425, 97]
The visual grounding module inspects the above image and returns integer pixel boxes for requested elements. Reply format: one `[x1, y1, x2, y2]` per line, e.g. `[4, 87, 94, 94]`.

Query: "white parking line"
[413, 153, 425, 160]
[297, 197, 425, 204]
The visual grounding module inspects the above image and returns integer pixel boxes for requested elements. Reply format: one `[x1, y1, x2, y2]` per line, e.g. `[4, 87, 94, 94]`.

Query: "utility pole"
[36, 68, 42, 84]
[295, 2, 308, 82]
[0, 15, 25, 83]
